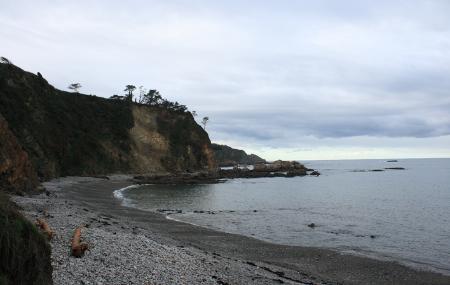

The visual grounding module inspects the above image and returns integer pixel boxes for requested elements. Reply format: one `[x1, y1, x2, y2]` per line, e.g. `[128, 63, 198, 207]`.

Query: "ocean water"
[115, 158, 450, 274]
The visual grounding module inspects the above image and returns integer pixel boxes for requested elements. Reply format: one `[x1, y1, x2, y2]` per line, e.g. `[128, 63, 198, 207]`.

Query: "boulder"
[286, 169, 307, 177]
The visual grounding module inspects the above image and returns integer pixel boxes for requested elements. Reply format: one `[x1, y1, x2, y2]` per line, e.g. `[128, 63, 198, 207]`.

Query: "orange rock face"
[0, 113, 38, 193]
[203, 143, 217, 170]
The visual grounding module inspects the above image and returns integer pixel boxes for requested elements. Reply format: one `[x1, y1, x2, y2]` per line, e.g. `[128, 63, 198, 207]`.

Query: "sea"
[114, 158, 450, 275]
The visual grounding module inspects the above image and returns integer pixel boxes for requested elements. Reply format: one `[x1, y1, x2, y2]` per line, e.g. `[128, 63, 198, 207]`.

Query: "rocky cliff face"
[0, 62, 214, 285]
[211, 143, 266, 167]
[0, 63, 215, 181]
[0, 81, 51, 284]
[0, 113, 38, 194]
[129, 105, 215, 173]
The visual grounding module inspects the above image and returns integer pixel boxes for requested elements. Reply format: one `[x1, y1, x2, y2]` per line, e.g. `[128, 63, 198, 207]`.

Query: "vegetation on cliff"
[0, 59, 215, 285]
[0, 63, 134, 178]
[211, 143, 266, 167]
[156, 110, 213, 171]
[0, 61, 214, 179]
[0, 113, 39, 194]
[0, 193, 53, 285]
[0, 64, 52, 284]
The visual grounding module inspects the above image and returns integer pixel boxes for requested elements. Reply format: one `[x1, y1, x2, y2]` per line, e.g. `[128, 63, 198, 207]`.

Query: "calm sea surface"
[115, 158, 450, 274]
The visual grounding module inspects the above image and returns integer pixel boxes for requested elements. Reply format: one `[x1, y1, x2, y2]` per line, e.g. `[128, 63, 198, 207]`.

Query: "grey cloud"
[209, 109, 450, 148]
[1, 0, 450, 155]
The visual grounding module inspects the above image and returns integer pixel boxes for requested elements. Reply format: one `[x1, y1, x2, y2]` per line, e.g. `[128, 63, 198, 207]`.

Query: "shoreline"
[14, 176, 450, 285]
[115, 181, 450, 277]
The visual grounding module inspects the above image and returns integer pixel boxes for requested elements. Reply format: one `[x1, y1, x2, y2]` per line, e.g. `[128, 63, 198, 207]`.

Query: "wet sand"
[20, 176, 450, 284]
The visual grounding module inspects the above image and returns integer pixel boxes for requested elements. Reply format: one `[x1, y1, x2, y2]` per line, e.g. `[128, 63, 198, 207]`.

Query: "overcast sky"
[1, 0, 450, 160]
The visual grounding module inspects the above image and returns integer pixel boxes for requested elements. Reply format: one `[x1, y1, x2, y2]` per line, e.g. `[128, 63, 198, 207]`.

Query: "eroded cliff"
[0, 63, 215, 181]
[0, 61, 216, 285]
[130, 105, 215, 173]
[0, 113, 38, 194]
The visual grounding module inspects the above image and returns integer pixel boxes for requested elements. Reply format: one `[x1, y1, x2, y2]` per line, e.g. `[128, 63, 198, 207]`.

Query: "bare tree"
[201, 116, 209, 130]
[68, 83, 82, 93]
[138, 85, 147, 103]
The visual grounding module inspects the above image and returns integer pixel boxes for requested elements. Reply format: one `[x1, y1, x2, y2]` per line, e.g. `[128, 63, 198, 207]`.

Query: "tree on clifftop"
[124, 85, 136, 102]
[0, 56, 12, 65]
[68, 83, 82, 93]
[201, 116, 209, 130]
[142, 89, 162, 105]
[137, 85, 146, 103]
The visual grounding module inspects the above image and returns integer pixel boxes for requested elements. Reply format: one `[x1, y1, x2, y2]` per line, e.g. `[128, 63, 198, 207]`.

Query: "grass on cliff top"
[0, 192, 52, 285]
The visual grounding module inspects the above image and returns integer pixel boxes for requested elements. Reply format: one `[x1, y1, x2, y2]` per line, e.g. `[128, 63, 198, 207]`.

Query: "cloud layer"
[1, 0, 450, 159]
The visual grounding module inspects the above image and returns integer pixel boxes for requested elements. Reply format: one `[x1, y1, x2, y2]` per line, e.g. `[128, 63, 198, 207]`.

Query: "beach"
[13, 176, 450, 285]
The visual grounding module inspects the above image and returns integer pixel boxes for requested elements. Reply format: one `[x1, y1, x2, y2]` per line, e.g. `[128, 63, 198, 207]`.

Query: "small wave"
[113, 184, 151, 206]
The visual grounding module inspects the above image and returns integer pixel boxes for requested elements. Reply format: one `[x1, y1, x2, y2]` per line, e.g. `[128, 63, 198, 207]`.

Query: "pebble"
[12, 177, 317, 285]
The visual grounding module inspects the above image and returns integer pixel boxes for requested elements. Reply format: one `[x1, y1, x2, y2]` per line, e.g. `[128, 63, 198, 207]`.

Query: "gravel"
[13, 177, 315, 285]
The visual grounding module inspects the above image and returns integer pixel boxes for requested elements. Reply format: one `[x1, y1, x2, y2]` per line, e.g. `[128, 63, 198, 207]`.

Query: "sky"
[1, 0, 450, 160]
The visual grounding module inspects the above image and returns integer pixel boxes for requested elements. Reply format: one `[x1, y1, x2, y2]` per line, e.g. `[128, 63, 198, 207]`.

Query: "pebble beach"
[13, 177, 317, 285]
[13, 176, 450, 285]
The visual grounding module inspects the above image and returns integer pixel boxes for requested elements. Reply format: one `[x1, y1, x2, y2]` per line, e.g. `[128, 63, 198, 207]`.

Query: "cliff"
[0, 63, 215, 181]
[211, 143, 266, 167]
[0, 113, 39, 194]
[0, 106, 51, 284]
[0, 61, 216, 285]
[0, 112, 51, 284]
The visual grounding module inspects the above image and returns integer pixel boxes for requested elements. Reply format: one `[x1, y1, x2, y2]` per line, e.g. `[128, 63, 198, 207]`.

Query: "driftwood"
[71, 226, 89, 257]
[35, 218, 54, 240]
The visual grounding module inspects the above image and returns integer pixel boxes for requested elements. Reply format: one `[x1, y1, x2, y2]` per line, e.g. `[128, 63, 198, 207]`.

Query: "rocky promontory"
[133, 160, 315, 184]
